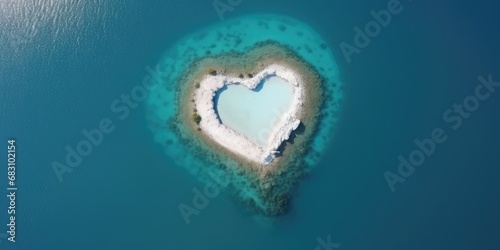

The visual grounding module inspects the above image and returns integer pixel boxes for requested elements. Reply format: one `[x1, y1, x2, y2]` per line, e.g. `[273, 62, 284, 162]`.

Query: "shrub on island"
[192, 113, 202, 124]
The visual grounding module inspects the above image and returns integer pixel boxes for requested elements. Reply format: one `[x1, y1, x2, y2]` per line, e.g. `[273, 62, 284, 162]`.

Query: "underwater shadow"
[276, 122, 306, 156]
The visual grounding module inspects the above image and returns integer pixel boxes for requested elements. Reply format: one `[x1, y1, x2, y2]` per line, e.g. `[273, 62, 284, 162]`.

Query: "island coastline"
[167, 42, 328, 214]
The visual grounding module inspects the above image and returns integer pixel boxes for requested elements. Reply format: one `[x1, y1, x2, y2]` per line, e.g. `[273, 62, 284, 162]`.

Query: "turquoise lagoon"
[146, 14, 343, 215]
[215, 76, 294, 147]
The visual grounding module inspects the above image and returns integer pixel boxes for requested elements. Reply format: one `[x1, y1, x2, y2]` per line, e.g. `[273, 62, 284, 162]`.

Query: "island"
[146, 14, 342, 216]
[178, 42, 324, 175]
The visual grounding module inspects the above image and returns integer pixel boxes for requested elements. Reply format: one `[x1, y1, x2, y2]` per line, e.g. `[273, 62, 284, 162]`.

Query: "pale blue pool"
[215, 76, 294, 147]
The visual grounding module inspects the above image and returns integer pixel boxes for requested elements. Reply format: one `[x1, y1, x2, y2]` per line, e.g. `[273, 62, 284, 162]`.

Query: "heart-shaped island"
[200, 67, 301, 165]
[180, 43, 323, 172]
[147, 14, 342, 216]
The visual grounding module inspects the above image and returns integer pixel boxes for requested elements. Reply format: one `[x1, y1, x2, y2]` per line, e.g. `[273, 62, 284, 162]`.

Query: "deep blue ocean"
[1, 0, 499, 249]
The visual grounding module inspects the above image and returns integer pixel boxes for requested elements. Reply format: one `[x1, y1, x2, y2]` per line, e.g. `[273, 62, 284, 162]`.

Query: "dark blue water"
[1, 0, 499, 249]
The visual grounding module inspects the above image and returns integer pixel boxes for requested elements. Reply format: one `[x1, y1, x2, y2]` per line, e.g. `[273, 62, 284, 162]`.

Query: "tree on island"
[192, 113, 202, 124]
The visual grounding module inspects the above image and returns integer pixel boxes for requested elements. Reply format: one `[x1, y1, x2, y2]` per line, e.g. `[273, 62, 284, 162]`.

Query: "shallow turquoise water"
[216, 76, 294, 146]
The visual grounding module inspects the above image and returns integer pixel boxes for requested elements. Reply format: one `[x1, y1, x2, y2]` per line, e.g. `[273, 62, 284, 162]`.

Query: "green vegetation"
[247, 73, 254, 78]
[209, 69, 217, 76]
[192, 113, 202, 124]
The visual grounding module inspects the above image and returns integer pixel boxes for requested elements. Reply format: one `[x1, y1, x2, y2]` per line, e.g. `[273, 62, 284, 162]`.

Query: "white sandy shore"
[194, 64, 305, 165]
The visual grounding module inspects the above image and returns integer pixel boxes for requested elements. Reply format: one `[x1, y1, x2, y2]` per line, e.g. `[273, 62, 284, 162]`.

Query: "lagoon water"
[216, 76, 294, 146]
[1, 1, 500, 250]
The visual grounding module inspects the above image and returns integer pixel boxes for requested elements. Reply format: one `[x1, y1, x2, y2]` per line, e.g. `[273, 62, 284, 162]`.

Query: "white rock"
[194, 64, 305, 165]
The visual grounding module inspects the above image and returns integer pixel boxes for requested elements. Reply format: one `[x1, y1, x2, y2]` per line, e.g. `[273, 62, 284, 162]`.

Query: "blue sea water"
[1, 0, 499, 250]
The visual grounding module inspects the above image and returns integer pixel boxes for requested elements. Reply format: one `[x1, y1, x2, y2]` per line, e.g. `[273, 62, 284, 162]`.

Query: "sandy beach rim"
[192, 63, 306, 166]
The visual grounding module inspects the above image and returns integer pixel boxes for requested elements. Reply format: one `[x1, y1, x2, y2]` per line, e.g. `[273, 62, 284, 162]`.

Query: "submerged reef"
[146, 14, 342, 216]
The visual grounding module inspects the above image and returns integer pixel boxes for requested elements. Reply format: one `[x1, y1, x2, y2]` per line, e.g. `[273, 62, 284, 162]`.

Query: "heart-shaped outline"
[148, 14, 342, 215]
[195, 64, 304, 165]
[177, 42, 325, 176]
